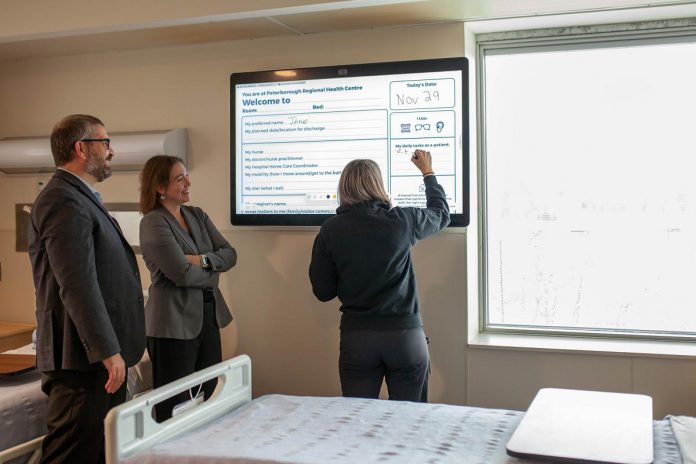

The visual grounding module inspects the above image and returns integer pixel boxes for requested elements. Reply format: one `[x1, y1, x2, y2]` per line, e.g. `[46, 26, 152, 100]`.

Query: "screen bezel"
[230, 57, 469, 227]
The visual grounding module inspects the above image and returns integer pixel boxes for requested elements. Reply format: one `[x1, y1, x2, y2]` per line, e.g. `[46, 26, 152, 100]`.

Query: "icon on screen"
[436, 121, 444, 133]
[401, 123, 411, 133]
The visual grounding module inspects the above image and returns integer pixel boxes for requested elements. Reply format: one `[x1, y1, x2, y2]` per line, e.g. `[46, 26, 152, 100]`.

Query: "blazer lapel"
[159, 206, 199, 254]
[181, 206, 205, 251]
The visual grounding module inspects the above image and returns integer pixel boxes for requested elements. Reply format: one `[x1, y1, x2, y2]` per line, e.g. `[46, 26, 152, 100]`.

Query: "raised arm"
[410, 149, 450, 242]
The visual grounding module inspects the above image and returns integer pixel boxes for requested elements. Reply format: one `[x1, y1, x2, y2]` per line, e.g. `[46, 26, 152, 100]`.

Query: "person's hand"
[411, 149, 434, 176]
[102, 353, 126, 394]
[185, 254, 201, 267]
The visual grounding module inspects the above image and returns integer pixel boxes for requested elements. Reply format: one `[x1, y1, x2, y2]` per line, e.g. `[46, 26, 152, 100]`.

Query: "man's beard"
[86, 150, 112, 182]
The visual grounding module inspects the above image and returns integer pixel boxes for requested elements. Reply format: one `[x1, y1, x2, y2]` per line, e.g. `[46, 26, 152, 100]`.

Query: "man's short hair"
[50, 114, 104, 167]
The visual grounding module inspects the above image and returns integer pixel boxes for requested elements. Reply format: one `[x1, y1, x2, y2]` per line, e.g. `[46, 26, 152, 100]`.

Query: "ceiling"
[0, 0, 692, 62]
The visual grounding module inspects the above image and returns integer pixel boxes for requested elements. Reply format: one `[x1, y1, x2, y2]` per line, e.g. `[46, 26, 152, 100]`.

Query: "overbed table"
[0, 354, 36, 376]
[0, 322, 34, 353]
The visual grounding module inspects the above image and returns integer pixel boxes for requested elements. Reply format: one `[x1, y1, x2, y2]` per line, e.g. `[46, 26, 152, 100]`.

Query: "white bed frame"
[105, 354, 251, 464]
[0, 436, 42, 464]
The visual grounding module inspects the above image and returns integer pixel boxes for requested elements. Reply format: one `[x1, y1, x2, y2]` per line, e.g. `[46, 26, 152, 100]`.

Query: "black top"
[309, 175, 450, 331]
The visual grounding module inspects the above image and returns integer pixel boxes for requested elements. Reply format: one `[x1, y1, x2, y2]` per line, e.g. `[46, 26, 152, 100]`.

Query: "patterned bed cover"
[124, 394, 685, 464]
[0, 371, 47, 454]
[0, 352, 153, 463]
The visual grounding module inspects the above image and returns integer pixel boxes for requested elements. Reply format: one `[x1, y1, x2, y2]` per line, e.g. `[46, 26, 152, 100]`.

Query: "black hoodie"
[309, 175, 450, 331]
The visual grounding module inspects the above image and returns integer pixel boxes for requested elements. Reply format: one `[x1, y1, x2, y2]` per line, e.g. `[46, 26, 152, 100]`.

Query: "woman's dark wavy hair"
[139, 155, 185, 214]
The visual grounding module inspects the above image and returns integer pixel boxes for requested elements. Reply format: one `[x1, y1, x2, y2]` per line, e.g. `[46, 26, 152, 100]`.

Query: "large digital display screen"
[230, 57, 468, 226]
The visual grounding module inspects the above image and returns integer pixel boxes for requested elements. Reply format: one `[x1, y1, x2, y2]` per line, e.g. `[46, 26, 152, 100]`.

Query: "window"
[477, 22, 696, 339]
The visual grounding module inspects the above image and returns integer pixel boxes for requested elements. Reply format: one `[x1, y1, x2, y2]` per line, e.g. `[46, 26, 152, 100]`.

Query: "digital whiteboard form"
[230, 57, 469, 226]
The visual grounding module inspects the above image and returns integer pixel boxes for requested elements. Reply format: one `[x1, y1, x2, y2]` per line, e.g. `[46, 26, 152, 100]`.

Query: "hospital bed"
[0, 341, 45, 464]
[0, 370, 46, 464]
[0, 349, 152, 464]
[104, 355, 693, 464]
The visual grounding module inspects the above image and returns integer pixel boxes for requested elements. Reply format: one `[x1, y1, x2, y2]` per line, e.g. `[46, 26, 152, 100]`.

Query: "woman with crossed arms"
[139, 155, 236, 421]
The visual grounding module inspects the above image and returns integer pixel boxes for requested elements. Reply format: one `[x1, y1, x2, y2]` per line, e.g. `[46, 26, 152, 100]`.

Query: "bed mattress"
[0, 370, 47, 453]
[125, 394, 684, 464]
[0, 351, 152, 464]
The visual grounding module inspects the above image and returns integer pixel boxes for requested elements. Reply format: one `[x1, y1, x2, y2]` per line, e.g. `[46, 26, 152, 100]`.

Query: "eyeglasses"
[80, 138, 110, 149]
[415, 124, 431, 131]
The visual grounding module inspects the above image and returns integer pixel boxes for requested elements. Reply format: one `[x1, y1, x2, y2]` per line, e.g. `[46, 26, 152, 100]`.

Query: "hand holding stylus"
[411, 149, 434, 176]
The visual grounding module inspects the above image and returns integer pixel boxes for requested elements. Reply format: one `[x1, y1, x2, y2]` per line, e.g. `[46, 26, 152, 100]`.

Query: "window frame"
[474, 19, 696, 343]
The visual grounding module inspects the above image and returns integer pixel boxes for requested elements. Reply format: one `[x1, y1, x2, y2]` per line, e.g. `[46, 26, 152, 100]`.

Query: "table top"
[0, 321, 35, 337]
[0, 321, 35, 354]
[0, 353, 36, 376]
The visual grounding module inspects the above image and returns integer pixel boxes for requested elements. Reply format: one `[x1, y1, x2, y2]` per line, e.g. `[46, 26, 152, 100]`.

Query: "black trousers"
[40, 369, 127, 464]
[339, 327, 430, 402]
[147, 293, 221, 422]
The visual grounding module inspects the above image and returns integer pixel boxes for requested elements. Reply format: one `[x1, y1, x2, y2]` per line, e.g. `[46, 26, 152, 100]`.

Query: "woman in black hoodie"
[309, 150, 450, 402]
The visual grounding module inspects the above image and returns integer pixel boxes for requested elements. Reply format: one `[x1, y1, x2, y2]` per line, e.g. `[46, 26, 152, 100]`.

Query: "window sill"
[469, 332, 696, 359]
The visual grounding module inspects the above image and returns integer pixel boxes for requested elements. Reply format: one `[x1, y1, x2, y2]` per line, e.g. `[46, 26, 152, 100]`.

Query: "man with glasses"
[28, 114, 146, 463]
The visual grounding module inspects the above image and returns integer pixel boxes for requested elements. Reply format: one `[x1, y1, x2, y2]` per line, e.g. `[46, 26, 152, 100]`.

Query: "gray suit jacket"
[28, 169, 146, 371]
[139, 205, 236, 339]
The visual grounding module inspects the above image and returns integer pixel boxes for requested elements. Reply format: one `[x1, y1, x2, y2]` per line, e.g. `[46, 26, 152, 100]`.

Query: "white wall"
[1, 21, 694, 417]
[0, 22, 468, 404]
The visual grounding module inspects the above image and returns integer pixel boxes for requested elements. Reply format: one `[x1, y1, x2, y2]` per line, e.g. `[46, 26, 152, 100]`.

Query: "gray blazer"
[139, 205, 236, 339]
[28, 169, 146, 371]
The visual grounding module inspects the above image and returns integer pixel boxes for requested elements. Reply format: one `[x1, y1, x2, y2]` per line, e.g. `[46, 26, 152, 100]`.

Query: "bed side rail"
[0, 436, 43, 464]
[104, 354, 252, 464]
